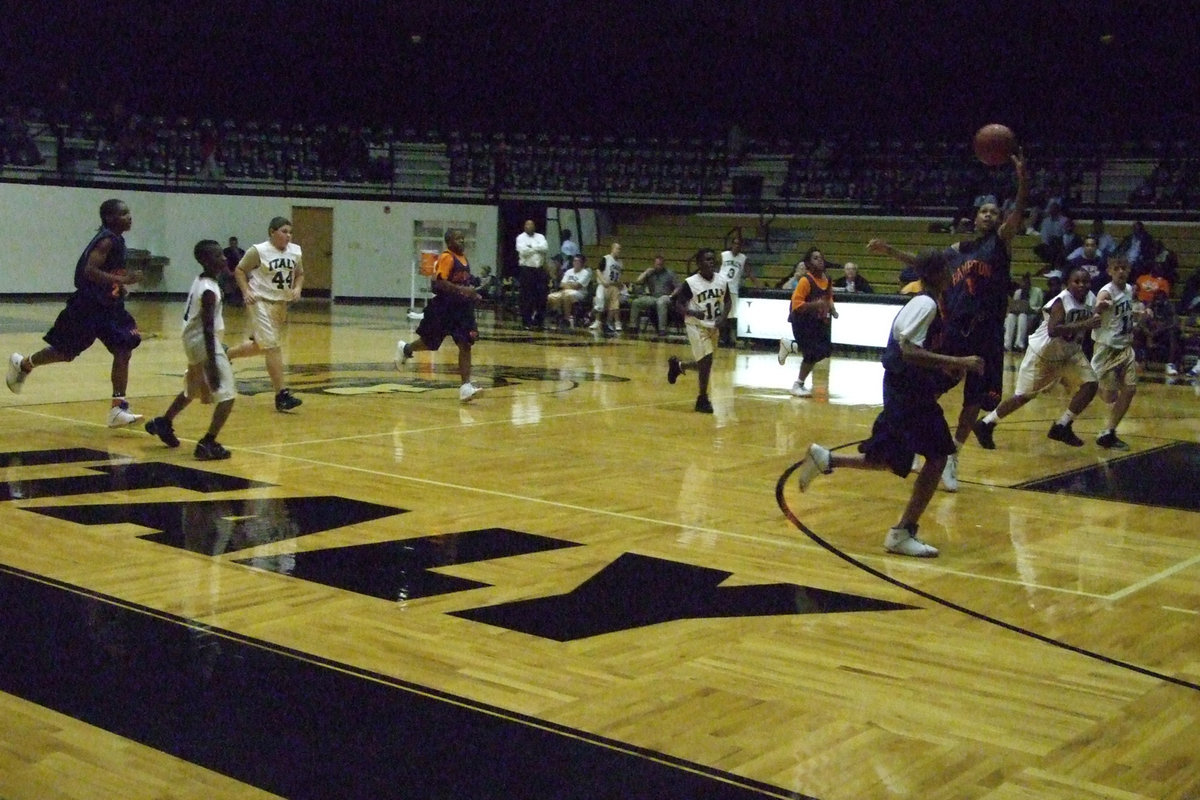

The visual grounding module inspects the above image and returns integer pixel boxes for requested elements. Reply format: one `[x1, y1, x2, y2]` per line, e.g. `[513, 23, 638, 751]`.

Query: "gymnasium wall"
[0, 184, 498, 300]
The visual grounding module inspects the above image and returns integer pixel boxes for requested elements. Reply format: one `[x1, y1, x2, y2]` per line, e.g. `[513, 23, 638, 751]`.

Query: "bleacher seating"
[581, 215, 1200, 310]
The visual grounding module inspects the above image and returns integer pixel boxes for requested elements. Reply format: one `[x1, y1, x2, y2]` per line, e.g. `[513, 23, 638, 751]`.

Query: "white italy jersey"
[600, 254, 622, 285]
[684, 272, 728, 329]
[1027, 289, 1094, 362]
[181, 275, 224, 345]
[1092, 281, 1135, 348]
[719, 250, 747, 296]
[248, 240, 302, 301]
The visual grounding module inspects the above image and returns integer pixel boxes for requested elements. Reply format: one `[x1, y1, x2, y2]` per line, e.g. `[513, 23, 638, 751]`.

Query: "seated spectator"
[776, 259, 807, 291]
[1066, 235, 1108, 293]
[559, 228, 580, 264]
[1136, 290, 1183, 375]
[898, 263, 921, 293]
[477, 265, 498, 300]
[546, 255, 591, 328]
[832, 262, 874, 293]
[1153, 241, 1180, 286]
[629, 255, 680, 336]
[1118, 220, 1155, 276]
[1060, 218, 1083, 260]
[1033, 199, 1069, 269]
[1004, 273, 1045, 351]
[1088, 218, 1118, 257]
[1178, 269, 1200, 317]
[1135, 261, 1171, 305]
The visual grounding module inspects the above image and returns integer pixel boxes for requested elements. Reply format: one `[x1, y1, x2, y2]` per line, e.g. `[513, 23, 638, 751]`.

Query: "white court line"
[3, 403, 1118, 600]
[1162, 606, 1199, 616]
[1106, 553, 1200, 602]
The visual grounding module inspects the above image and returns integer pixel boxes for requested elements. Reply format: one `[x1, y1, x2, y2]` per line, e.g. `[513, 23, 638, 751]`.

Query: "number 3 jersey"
[684, 272, 729, 329]
[248, 239, 302, 301]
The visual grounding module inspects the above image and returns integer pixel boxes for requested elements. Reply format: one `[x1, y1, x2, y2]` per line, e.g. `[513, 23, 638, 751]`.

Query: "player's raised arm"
[997, 150, 1029, 243]
[867, 238, 917, 266]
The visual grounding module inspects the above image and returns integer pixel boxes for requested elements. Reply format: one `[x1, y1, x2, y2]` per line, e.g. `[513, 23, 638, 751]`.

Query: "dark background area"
[3, 1, 1197, 142]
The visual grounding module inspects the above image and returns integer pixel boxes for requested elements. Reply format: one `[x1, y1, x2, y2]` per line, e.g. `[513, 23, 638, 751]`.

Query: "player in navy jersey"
[7, 199, 145, 427]
[867, 151, 1028, 491]
[797, 250, 984, 558]
[394, 229, 483, 402]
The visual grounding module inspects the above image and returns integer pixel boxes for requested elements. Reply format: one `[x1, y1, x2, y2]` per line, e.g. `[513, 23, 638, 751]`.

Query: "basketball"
[973, 123, 1015, 166]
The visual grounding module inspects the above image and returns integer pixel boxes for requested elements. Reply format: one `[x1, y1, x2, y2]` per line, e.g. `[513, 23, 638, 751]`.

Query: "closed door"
[291, 206, 334, 298]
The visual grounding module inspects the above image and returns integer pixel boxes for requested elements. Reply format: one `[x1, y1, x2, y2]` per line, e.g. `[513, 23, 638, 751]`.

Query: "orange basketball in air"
[973, 124, 1015, 167]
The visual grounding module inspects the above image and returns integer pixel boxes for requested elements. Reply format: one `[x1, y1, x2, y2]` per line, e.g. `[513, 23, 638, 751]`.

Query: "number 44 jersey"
[249, 239, 302, 301]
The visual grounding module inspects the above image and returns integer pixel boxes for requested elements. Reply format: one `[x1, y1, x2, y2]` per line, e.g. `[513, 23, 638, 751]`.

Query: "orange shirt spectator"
[1135, 272, 1170, 304]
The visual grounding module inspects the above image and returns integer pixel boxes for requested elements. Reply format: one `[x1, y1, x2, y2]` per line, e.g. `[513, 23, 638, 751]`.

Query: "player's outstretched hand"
[866, 238, 890, 254]
[1011, 149, 1027, 179]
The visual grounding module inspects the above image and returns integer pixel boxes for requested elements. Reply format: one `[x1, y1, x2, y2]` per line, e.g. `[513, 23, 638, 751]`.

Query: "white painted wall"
[0, 184, 498, 299]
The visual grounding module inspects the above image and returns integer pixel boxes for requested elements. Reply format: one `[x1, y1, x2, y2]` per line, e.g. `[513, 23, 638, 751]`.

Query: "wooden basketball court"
[2, 298, 1198, 799]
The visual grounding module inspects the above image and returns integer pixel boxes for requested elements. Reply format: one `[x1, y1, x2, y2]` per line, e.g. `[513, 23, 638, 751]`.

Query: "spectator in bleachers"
[1033, 199, 1069, 269]
[1117, 220, 1154, 276]
[1087, 218, 1118, 257]
[832, 262, 873, 294]
[546, 256, 591, 329]
[1066, 235, 1108, 293]
[1060, 218, 1083, 260]
[1179, 269, 1200, 317]
[476, 266, 498, 301]
[1136, 289, 1183, 375]
[1134, 260, 1171, 305]
[1152, 241, 1180, 286]
[776, 259, 806, 291]
[630, 255, 680, 337]
[559, 229, 580, 264]
[1004, 273, 1044, 352]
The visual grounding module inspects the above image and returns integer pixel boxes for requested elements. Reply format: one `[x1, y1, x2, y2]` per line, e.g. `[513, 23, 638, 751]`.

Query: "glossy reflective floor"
[2, 299, 1199, 800]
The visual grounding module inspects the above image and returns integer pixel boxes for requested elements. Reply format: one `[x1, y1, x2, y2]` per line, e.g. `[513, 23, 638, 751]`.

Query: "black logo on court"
[8, 449, 913, 639]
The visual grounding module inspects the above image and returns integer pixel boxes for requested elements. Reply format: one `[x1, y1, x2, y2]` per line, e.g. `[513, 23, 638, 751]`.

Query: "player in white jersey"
[228, 216, 304, 411]
[718, 237, 748, 347]
[973, 266, 1101, 449]
[666, 248, 730, 413]
[590, 242, 623, 333]
[144, 241, 236, 460]
[1090, 255, 1142, 449]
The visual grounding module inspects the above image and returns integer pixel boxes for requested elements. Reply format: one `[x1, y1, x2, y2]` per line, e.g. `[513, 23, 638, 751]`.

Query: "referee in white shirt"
[516, 219, 549, 329]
